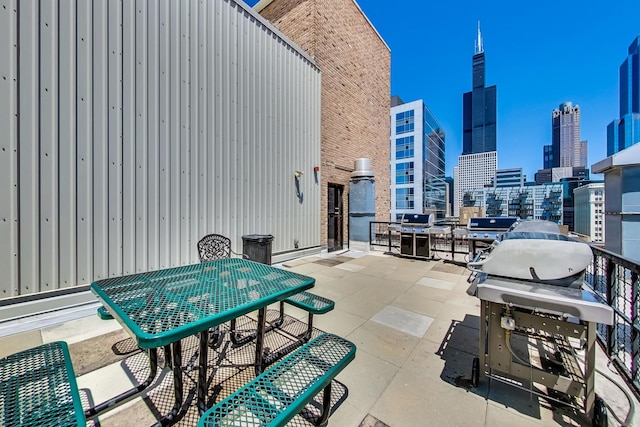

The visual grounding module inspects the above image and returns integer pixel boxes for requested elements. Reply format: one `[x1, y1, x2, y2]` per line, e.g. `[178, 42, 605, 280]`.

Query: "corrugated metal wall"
[0, 0, 321, 298]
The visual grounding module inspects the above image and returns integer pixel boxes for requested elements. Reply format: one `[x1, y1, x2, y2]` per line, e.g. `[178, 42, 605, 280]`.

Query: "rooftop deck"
[1, 250, 637, 426]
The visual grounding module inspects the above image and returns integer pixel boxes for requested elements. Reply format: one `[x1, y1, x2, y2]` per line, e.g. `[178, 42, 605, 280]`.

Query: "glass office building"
[390, 98, 446, 220]
[608, 36, 640, 155]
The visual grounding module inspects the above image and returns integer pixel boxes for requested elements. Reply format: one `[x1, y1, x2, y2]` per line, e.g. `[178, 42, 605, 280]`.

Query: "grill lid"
[467, 217, 518, 230]
[400, 214, 434, 226]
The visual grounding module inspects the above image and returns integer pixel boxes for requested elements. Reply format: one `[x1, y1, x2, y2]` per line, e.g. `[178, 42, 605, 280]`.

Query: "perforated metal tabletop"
[91, 259, 315, 349]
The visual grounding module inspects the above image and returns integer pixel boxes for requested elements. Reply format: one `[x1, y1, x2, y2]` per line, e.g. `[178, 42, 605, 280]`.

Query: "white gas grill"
[466, 220, 612, 424]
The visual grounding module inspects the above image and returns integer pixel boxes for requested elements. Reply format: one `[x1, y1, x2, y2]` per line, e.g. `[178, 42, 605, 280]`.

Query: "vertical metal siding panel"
[76, 0, 93, 284]
[218, 4, 228, 238]
[107, 0, 123, 277]
[147, 1, 160, 270]
[216, 3, 225, 237]
[265, 31, 274, 245]
[197, 0, 208, 240]
[244, 15, 256, 236]
[179, 1, 189, 264]
[134, 0, 148, 272]
[158, 1, 170, 269]
[209, 0, 220, 240]
[121, 0, 135, 274]
[237, 7, 247, 236]
[39, 1, 58, 292]
[58, 0, 76, 288]
[189, 0, 199, 260]
[227, 4, 235, 241]
[276, 41, 285, 251]
[92, 1, 108, 280]
[0, 0, 18, 297]
[18, 2, 40, 293]
[169, 0, 180, 267]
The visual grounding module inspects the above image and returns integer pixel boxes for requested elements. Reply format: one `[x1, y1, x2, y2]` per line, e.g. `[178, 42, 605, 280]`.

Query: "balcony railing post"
[605, 257, 614, 356]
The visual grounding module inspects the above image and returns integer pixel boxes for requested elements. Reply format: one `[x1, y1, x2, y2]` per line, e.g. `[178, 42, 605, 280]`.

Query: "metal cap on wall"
[351, 158, 374, 178]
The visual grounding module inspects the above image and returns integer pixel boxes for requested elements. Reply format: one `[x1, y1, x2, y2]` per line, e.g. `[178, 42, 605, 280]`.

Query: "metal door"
[327, 184, 344, 252]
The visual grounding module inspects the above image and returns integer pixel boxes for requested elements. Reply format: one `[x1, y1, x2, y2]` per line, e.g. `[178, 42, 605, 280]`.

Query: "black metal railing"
[369, 221, 469, 258]
[584, 246, 640, 395]
[369, 222, 401, 251]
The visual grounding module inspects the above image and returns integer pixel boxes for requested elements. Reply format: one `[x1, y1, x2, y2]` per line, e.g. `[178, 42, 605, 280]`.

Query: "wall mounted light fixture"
[294, 170, 304, 179]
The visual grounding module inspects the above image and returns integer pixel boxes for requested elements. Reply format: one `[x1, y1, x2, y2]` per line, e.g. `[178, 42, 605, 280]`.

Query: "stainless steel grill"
[466, 217, 518, 257]
[399, 214, 433, 259]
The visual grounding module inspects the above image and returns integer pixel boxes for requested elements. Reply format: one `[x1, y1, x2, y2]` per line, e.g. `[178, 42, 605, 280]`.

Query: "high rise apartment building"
[608, 36, 640, 155]
[551, 102, 588, 168]
[455, 23, 498, 216]
[573, 183, 605, 243]
[390, 98, 446, 220]
[464, 182, 564, 223]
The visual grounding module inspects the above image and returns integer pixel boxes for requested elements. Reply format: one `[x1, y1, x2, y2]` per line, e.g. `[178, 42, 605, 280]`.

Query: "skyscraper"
[551, 102, 587, 168]
[462, 22, 497, 154]
[455, 22, 497, 216]
[607, 36, 640, 155]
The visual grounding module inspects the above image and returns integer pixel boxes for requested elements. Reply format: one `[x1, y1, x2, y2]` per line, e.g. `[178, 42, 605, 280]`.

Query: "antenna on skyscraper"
[475, 21, 484, 54]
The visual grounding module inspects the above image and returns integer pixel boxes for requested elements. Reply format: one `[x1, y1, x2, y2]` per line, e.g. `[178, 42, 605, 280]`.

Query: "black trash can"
[242, 234, 274, 265]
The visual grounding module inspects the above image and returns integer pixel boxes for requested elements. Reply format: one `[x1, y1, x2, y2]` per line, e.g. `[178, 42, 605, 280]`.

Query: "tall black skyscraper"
[462, 22, 497, 155]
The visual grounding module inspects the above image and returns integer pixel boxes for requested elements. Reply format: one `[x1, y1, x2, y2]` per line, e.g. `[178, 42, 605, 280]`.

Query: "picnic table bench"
[0, 341, 85, 427]
[198, 333, 355, 427]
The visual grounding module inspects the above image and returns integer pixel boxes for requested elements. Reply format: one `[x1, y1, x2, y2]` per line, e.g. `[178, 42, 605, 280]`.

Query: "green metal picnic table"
[90, 258, 315, 424]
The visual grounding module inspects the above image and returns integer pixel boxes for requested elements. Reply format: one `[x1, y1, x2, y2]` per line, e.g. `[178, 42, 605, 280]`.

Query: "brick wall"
[258, 0, 391, 248]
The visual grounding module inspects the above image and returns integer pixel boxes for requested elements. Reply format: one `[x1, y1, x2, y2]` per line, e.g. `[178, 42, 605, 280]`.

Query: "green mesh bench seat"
[274, 292, 335, 340]
[198, 333, 355, 427]
[285, 291, 334, 316]
[0, 341, 85, 427]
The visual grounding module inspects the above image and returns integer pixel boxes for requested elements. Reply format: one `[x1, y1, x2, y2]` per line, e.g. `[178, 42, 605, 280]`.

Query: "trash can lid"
[242, 234, 274, 242]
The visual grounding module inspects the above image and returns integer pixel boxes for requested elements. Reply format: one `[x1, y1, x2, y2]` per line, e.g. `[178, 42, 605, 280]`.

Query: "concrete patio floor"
[1, 249, 638, 426]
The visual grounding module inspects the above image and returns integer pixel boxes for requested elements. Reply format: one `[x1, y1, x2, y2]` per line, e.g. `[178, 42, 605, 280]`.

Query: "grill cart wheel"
[471, 357, 480, 388]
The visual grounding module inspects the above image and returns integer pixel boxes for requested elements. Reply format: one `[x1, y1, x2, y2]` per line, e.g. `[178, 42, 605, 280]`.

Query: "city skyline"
[245, 0, 640, 180]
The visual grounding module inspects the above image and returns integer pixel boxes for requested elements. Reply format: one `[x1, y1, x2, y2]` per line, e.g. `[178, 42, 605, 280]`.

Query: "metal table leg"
[153, 340, 184, 427]
[198, 330, 209, 415]
[255, 307, 267, 376]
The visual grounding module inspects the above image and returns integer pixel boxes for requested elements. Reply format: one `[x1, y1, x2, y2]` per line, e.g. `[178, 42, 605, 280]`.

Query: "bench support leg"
[230, 309, 282, 347]
[84, 347, 159, 419]
[316, 381, 333, 426]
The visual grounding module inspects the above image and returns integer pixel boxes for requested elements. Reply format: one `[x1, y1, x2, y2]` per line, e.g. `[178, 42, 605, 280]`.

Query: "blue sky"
[245, 1, 640, 180]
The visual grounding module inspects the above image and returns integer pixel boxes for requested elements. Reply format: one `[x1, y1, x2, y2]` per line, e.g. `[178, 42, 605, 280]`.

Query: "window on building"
[396, 136, 415, 159]
[396, 187, 414, 209]
[396, 161, 415, 184]
[395, 110, 415, 134]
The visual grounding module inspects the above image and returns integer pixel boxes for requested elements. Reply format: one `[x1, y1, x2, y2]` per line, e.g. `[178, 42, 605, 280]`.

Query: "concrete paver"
[0, 249, 636, 426]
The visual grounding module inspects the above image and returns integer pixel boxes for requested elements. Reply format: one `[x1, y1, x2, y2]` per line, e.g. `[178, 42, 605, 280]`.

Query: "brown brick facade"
[257, 0, 391, 249]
